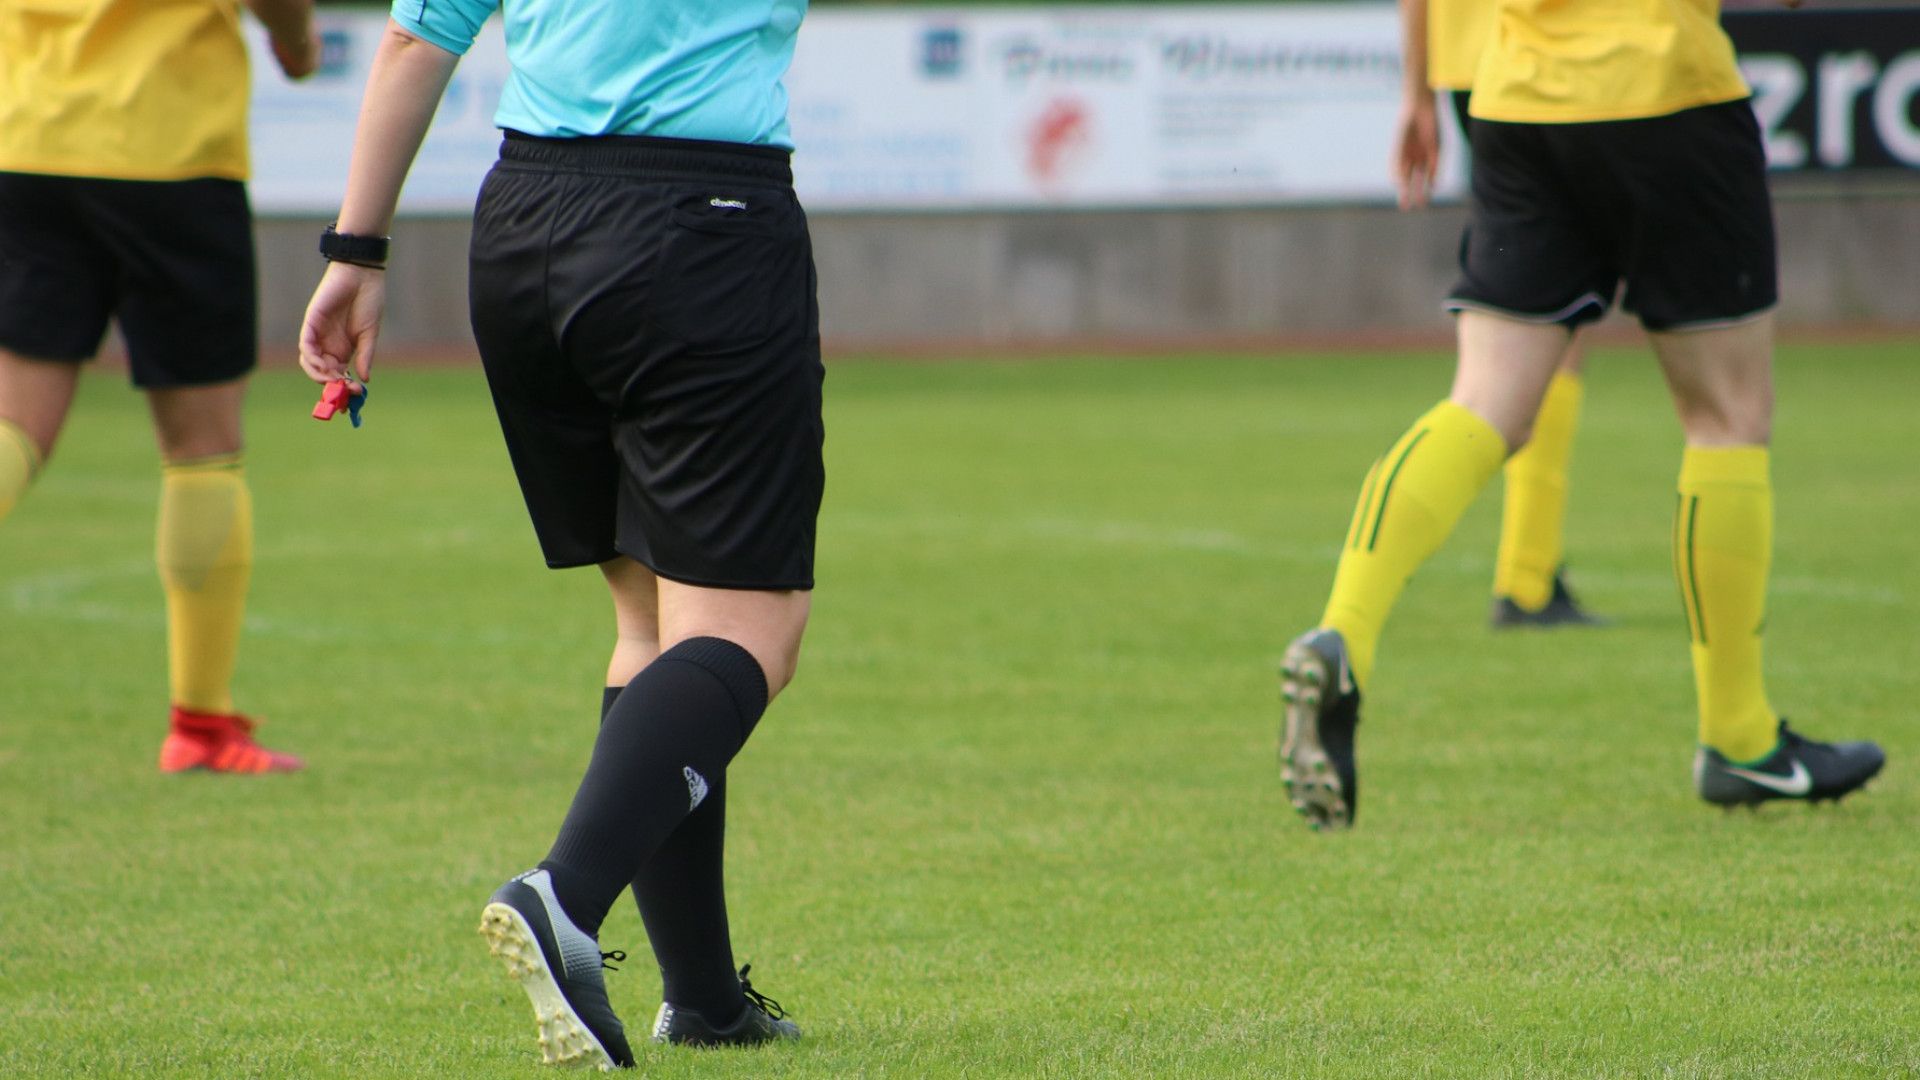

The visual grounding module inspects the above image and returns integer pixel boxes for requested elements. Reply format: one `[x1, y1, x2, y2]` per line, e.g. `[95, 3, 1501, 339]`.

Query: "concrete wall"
[256, 188, 1920, 354]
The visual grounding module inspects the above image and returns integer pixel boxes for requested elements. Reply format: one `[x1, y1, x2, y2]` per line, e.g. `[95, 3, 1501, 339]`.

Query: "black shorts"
[0, 171, 257, 386]
[468, 134, 824, 590]
[1445, 99, 1777, 331]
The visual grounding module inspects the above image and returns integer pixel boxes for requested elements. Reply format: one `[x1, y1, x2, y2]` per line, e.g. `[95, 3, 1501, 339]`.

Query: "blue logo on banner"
[922, 27, 963, 78]
[318, 30, 352, 76]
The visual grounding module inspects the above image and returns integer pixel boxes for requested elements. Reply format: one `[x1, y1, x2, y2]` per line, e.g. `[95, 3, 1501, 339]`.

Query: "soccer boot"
[1490, 568, 1607, 629]
[479, 869, 636, 1069]
[652, 965, 800, 1047]
[1279, 628, 1362, 831]
[1695, 720, 1886, 807]
[158, 706, 305, 774]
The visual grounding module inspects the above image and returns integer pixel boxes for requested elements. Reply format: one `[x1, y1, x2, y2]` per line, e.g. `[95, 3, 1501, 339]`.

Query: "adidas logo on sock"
[683, 766, 709, 811]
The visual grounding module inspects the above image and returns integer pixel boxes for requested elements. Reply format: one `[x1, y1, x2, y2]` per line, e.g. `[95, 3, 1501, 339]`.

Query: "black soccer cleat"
[479, 869, 635, 1069]
[1694, 720, 1886, 808]
[1490, 568, 1607, 629]
[652, 964, 801, 1047]
[1279, 628, 1362, 831]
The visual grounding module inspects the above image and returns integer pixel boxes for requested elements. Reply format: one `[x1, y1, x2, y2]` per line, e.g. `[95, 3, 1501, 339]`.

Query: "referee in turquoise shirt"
[299, 1, 818, 1067]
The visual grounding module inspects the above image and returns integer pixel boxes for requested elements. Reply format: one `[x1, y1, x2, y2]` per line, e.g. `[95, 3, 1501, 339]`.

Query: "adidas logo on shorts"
[683, 766, 710, 811]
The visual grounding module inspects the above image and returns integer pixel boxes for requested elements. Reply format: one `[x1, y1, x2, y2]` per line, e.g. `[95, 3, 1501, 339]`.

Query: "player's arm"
[1392, 0, 1441, 210]
[298, 22, 461, 387]
[244, 0, 320, 79]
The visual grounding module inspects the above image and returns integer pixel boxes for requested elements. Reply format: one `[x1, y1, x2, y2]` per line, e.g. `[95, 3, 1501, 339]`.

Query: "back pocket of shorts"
[648, 192, 806, 351]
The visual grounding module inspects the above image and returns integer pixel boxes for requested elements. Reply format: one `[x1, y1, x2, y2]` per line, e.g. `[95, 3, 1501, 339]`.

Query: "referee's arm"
[298, 23, 459, 387]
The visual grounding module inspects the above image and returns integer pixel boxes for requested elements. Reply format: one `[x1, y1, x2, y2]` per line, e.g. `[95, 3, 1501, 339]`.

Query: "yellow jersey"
[1428, 0, 1493, 92]
[0, 0, 251, 181]
[1469, 0, 1749, 124]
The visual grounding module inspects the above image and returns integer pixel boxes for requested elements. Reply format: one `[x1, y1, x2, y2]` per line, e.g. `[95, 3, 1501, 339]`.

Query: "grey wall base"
[256, 194, 1920, 354]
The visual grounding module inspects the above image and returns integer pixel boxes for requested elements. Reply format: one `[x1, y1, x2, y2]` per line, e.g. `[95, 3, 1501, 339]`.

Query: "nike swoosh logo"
[1725, 759, 1812, 796]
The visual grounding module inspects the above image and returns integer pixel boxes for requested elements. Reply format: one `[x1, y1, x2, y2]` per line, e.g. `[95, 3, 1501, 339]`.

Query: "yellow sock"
[1675, 446, 1777, 762]
[1493, 370, 1583, 610]
[0, 418, 42, 523]
[1321, 401, 1508, 688]
[157, 455, 253, 714]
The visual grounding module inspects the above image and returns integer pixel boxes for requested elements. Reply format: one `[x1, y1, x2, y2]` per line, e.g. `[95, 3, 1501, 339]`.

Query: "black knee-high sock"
[599, 686, 747, 1022]
[540, 637, 767, 938]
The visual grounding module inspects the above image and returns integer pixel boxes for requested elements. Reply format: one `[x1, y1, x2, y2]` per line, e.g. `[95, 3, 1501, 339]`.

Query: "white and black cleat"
[1695, 720, 1885, 809]
[652, 964, 800, 1047]
[1280, 628, 1362, 831]
[479, 869, 635, 1069]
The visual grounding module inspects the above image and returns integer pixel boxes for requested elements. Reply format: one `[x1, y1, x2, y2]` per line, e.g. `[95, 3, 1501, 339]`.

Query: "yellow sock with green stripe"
[0, 419, 42, 523]
[157, 455, 253, 715]
[1675, 446, 1777, 762]
[1493, 370, 1583, 610]
[1320, 401, 1508, 688]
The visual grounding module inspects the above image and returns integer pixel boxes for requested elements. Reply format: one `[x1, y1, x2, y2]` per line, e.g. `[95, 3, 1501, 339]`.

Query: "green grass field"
[3, 342, 1916, 1077]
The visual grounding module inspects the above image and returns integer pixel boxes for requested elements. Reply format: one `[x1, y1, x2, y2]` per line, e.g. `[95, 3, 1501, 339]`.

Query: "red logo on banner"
[1027, 97, 1091, 188]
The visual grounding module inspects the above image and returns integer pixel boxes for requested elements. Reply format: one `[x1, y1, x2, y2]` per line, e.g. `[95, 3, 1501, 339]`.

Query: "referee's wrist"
[319, 223, 390, 269]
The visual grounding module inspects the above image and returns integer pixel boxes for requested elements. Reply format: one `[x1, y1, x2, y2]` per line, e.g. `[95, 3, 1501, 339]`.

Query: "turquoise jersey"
[392, 0, 804, 148]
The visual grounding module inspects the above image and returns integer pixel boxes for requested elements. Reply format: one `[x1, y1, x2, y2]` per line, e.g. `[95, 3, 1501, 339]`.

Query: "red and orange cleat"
[159, 706, 305, 774]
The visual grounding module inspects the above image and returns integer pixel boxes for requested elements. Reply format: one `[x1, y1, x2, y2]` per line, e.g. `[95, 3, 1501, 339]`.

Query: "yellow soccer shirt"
[1469, 0, 1749, 123]
[0, 0, 251, 181]
[1428, 0, 1494, 92]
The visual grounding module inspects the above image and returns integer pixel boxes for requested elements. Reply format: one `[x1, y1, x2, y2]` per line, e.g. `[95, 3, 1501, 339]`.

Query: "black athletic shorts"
[1445, 98, 1777, 331]
[468, 133, 824, 590]
[0, 171, 257, 386]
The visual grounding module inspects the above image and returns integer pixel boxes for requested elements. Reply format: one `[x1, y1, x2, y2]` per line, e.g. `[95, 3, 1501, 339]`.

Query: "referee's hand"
[298, 262, 384, 390]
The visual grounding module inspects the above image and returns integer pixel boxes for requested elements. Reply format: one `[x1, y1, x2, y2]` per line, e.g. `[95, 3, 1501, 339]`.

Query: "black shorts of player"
[1450, 89, 1473, 136]
[1446, 98, 1777, 332]
[468, 133, 824, 590]
[0, 171, 256, 387]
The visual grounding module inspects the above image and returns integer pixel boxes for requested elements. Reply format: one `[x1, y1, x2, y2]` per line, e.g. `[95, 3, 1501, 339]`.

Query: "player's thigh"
[1614, 101, 1777, 335]
[0, 348, 84, 459]
[145, 378, 247, 462]
[80, 178, 258, 392]
[1450, 310, 1574, 449]
[655, 580, 811, 699]
[1649, 314, 1774, 447]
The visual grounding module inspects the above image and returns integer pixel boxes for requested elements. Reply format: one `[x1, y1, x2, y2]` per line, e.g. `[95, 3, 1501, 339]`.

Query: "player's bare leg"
[0, 348, 81, 522]
[1650, 313, 1881, 804]
[1445, 311, 1569, 450]
[145, 378, 299, 773]
[1492, 336, 1605, 627]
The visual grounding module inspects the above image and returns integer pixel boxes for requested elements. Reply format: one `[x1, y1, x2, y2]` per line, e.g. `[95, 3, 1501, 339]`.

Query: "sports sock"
[541, 637, 768, 940]
[1320, 400, 1507, 688]
[1493, 369, 1583, 610]
[0, 418, 41, 524]
[602, 687, 748, 1023]
[1675, 446, 1777, 762]
[156, 455, 252, 714]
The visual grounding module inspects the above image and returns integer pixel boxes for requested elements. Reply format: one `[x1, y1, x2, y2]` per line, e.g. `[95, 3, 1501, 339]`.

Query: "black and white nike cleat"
[1695, 721, 1885, 808]
[652, 964, 800, 1047]
[1279, 628, 1362, 831]
[479, 869, 635, 1069]
[1490, 568, 1607, 629]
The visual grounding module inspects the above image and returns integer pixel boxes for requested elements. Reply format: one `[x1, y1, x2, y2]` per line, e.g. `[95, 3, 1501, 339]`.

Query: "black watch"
[319, 224, 390, 268]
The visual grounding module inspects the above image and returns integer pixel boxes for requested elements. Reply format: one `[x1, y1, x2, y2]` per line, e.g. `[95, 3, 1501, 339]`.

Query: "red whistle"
[312, 380, 354, 421]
